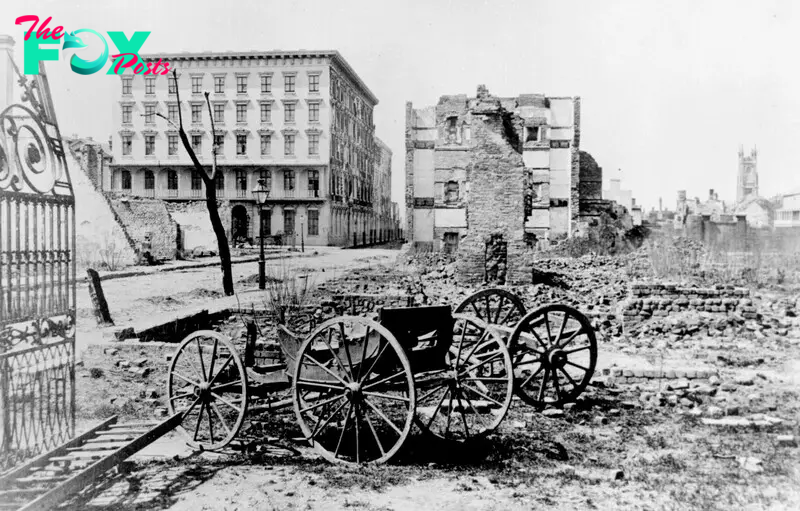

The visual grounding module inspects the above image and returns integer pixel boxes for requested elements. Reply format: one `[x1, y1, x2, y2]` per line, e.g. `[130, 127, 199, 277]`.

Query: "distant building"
[108, 50, 394, 248]
[603, 177, 632, 213]
[737, 145, 759, 202]
[775, 189, 800, 228]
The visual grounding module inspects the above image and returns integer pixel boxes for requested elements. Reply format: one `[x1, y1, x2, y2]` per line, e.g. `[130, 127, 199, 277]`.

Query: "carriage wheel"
[415, 314, 514, 442]
[167, 330, 249, 451]
[454, 288, 527, 328]
[292, 316, 416, 464]
[508, 304, 597, 408]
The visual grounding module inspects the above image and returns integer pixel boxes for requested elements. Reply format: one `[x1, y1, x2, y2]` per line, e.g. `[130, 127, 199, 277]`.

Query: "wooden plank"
[95, 429, 151, 436]
[18, 413, 183, 511]
[0, 416, 118, 490]
[66, 443, 122, 451]
[0, 488, 50, 498]
[84, 435, 135, 443]
[107, 423, 158, 429]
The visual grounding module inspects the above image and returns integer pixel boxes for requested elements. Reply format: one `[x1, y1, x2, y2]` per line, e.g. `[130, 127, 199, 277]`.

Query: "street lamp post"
[252, 178, 270, 290]
[299, 213, 305, 253]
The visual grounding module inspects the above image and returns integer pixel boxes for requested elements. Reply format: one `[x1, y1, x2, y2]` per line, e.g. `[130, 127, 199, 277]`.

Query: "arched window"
[144, 170, 155, 190]
[121, 170, 132, 190]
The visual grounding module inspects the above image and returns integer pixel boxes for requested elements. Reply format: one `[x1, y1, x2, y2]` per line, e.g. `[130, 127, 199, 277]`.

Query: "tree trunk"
[204, 185, 234, 296]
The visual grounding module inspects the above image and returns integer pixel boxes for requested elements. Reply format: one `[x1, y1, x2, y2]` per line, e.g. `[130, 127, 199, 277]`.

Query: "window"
[168, 79, 177, 94]
[236, 76, 247, 93]
[121, 170, 132, 190]
[261, 75, 272, 93]
[260, 103, 271, 122]
[236, 103, 247, 123]
[145, 135, 155, 155]
[168, 134, 179, 155]
[235, 170, 247, 194]
[144, 104, 155, 123]
[284, 75, 295, 93]
[122, 77, 132, 95]
[236, 134, 247, 155]
[308, 210, 319, 236]
[308, 74, 320, 93]
[443, 232, 459, 254]
[260, 134, 271, 155]
[445, 181, 459, 203]
[261, 209, 272, 236]
[284, 134, 295, 156]
[168, 170, 178, 190]
[283, 169, 295, 190]
[308, 133, 319, 156]
[214, 76, 225, 93]
[122, 105, 132, 123]
[191, 134, 202, 153]
[284, 209, 295, 235]
[525, 126, 539, 142]
[191, 104, 202, 123]
[446, 117, 458, 143]
[308, 169, 319, 196]
[214, 134, 224, 150]
[168, 104, 178, 122]
[215, 171, 224, 190]
[284, 103, 295, 123]
[191, 171, 202, 190]
[308, 102, 319, 122]
[192, 76, 202, 93]
[144, 170, 155, 189]
[259, 169, 271, 195]
[121, 135, 132, 155]
[213, 104, 224, 123]
[145, 77, 155, 94]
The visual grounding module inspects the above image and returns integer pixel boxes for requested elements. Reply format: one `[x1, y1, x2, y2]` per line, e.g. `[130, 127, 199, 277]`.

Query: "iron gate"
[0, 50, 76, 469]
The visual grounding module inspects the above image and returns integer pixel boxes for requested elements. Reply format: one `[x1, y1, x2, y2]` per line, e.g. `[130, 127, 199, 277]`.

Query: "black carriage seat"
[378, 305, 454, 353]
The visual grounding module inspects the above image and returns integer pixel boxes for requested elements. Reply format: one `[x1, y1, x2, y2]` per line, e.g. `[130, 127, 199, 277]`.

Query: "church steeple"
[737, 145, 759, 203]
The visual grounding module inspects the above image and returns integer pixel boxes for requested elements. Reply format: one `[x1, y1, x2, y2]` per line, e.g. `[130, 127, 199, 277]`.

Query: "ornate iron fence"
[0, 50, 76, 469]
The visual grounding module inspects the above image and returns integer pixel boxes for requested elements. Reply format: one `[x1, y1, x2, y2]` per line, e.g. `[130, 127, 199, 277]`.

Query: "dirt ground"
[66, 248, 800, 511]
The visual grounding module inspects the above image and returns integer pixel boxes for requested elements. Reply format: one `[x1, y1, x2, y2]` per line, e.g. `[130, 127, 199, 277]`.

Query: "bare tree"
[156, 69, 234, 295]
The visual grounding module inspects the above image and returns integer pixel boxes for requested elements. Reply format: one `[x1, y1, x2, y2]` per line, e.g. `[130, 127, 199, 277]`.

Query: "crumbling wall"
[455, 92, 531, 284]
[618, 283, 755, 330]
[108, 196, 180, 261]
[66, 140, 137, 270]
[166, 201, 232, 254]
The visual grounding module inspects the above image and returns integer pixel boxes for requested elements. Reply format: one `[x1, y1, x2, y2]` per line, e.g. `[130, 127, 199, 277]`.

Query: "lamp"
[252, 178, 270, 289]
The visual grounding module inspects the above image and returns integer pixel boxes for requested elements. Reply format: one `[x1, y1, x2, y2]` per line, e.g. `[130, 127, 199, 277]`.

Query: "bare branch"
[165, 68, 211, 186]
[205, 91, 219, 180]
[155, 112, 179, 131]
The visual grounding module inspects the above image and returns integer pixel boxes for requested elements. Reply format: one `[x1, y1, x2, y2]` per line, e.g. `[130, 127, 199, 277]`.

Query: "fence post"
[0, 355, 10, 455]
[86, 269, 114, 326]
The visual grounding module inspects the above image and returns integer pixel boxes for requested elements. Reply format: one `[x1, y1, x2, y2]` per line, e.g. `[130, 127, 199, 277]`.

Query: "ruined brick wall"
[455, 96, 531, 284]
[166, 201, 233, 254]
[405, 102, 415, 243]
[108, 196, 180, 261]
[618, 283, 755, 329]
[570, 97, 582, 235]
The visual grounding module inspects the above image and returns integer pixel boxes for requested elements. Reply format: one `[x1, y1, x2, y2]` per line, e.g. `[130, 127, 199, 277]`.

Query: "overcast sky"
[4, 0, 799, 212]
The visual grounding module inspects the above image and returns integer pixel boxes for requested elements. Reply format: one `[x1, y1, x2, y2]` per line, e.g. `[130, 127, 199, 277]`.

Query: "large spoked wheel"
[167, 331, 249, 450]
[415, 314, 514, 442]
[509, 304, 597, 408]
[292, 316, 416, 465]
[455, 288, 527, 329]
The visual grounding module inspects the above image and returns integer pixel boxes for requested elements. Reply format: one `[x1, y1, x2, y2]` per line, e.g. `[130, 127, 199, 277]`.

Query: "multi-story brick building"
[405, 85, 582, 254]
[109, 50, 390, 247]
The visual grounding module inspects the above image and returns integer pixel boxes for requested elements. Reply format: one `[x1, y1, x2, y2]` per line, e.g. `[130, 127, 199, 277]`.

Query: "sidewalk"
[83, 247, 322, 282]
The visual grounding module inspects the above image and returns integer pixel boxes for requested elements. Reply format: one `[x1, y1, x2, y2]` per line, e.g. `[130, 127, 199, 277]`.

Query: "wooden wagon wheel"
[508, 304, 597, 408]
[454, 288, 527, 329]
[292, 316, 416, 464]
[415, 314, 514, 442]
[167, 330, 249, 451]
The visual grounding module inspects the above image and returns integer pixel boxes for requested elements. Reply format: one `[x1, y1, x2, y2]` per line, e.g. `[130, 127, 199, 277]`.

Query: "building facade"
[109, 50, 390, 248]
[775, 190, 800, 228]
[406, 86, 581, 253]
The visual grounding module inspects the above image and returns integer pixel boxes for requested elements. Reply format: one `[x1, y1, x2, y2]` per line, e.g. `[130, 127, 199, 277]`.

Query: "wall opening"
[443, 232, 459, 254]
[484, 233, 508, 284]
